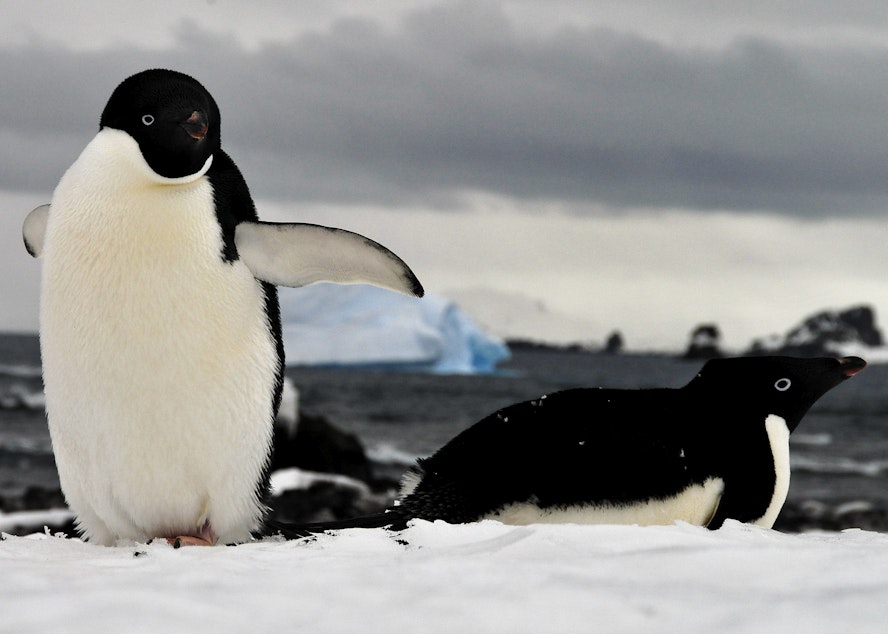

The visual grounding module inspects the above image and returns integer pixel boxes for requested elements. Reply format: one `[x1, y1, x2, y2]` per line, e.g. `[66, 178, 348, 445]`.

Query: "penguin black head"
[689, 355, 866, 432]
[99, 69, 220, 179]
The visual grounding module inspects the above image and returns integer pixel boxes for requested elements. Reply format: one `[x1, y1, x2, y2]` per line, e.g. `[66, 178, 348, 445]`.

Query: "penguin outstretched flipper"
[235, 222, 424, 297]
[25, 205, 424, 298]
[22, 204, 50, 258]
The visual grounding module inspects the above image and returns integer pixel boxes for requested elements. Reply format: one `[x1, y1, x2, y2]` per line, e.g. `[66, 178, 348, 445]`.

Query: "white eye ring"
[141, 114, 155, 126]
[774, 378, 791, 392]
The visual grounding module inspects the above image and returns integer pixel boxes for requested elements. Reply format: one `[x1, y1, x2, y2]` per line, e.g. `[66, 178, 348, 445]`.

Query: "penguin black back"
[269, 356, 865, 538]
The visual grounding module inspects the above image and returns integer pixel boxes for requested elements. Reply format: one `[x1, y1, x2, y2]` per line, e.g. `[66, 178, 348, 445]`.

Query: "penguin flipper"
[235, 221, 424, 297]
[22, 204, 50, 258]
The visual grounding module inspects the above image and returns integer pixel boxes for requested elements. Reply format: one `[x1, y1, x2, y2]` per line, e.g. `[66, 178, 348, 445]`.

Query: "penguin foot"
[163, 520, 217, 548]
[167, 535, 214, 548]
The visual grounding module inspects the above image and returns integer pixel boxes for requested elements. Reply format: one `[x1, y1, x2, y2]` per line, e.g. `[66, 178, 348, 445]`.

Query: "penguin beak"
[181, 111, 209, 140]
[838, 356, 867, 378]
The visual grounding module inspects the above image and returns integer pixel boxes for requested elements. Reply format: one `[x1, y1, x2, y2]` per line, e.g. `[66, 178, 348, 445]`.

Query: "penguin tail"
[263, 511, 406, 540]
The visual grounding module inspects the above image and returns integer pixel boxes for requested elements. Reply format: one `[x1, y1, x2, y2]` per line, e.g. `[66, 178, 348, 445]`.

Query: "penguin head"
[99, 69, 220, 180]
[690, 356, 865, 432]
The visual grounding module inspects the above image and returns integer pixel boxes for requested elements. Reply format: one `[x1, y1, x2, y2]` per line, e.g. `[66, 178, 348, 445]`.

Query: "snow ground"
[3, 520, 888, 633]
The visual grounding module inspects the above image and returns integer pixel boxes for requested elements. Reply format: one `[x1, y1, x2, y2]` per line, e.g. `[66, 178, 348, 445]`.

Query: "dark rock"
[267, 405, 401, 525]
[684, 324, 723, 359]
[748, 305, 883, 357]
[267, 481, 392, 526]
[22, 486, 67, 512]
[0, 486, 66, 514]
[271, 410, 375, 484]
[603, 331, 624, 355]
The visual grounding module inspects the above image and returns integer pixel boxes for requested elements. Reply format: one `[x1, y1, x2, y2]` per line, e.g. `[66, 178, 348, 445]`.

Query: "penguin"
[21, 69, 423, 546]
[269, 355, 865, 537]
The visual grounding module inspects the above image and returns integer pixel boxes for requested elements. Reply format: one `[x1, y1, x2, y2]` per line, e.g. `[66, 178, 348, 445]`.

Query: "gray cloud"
[4, 2, 888, 215]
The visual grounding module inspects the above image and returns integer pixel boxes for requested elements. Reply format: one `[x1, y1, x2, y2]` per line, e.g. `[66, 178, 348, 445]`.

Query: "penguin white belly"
[484, 477, 725, 527]
[40, 133, 278, 545]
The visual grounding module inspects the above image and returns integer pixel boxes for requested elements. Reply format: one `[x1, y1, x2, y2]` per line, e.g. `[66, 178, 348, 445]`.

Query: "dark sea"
[2, 333, 887, 531]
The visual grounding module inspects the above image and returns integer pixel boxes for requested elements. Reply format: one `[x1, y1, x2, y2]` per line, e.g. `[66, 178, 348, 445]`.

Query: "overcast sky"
[2, 1, 887, 350]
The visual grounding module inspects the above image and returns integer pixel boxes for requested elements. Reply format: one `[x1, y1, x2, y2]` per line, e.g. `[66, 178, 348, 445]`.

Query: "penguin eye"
[774, 378, 792, 392]
[141, 114, 155, 126]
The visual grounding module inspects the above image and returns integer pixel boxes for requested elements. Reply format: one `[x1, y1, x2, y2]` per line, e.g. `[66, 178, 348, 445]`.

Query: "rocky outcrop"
[603, 331, 624, 355]
[748, 305, 883, 357]
[271, 411, 376, 485]
[684, 324, 723, 359]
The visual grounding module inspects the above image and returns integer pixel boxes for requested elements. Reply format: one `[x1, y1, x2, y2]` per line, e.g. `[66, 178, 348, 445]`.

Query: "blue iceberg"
[278, 284, 510, 374]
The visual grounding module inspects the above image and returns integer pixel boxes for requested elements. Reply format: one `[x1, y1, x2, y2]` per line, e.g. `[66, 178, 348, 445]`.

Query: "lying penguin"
[270, 355, 865, 536]
[22, 69, 423, 546]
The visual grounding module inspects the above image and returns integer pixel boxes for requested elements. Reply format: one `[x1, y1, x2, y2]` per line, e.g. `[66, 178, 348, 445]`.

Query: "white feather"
[755, 414, 791, 528]
[398, 468, 424, 498]
[484, 477, 725, 527]
[40, 129, 277, 545]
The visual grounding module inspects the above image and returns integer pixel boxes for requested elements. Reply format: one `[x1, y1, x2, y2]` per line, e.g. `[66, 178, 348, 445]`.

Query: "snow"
[279, 284, 509, 373]
[268, 467, 372, 498]
[0, 509, 74, 534]
[3, 521, 888, 633]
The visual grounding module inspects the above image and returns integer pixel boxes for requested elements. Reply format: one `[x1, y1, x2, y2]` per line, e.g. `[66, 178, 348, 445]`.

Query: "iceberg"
[278, 284, 510, 373]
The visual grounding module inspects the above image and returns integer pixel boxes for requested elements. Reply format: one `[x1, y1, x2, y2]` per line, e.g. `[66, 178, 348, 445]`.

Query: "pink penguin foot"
[167, 535, 214, 548]
[162, 521, 217, 548]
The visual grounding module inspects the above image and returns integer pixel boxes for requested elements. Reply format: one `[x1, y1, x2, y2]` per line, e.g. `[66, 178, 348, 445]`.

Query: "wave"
[0, 384, 45, 410]
[0, 439, 54, 458]
[366, 443, 421, 466]
[0, 364, 42, 379]
[792, 433, 833, 447]
[792, 454, 888, 477]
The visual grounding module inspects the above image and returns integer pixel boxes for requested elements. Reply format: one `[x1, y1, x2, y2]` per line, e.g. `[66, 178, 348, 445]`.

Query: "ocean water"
[2, 333, 887, 527]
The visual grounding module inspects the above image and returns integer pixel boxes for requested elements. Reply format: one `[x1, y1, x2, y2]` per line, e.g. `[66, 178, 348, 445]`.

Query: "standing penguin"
[22, 69, 423, 546]
[272, 355, 865, 536]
